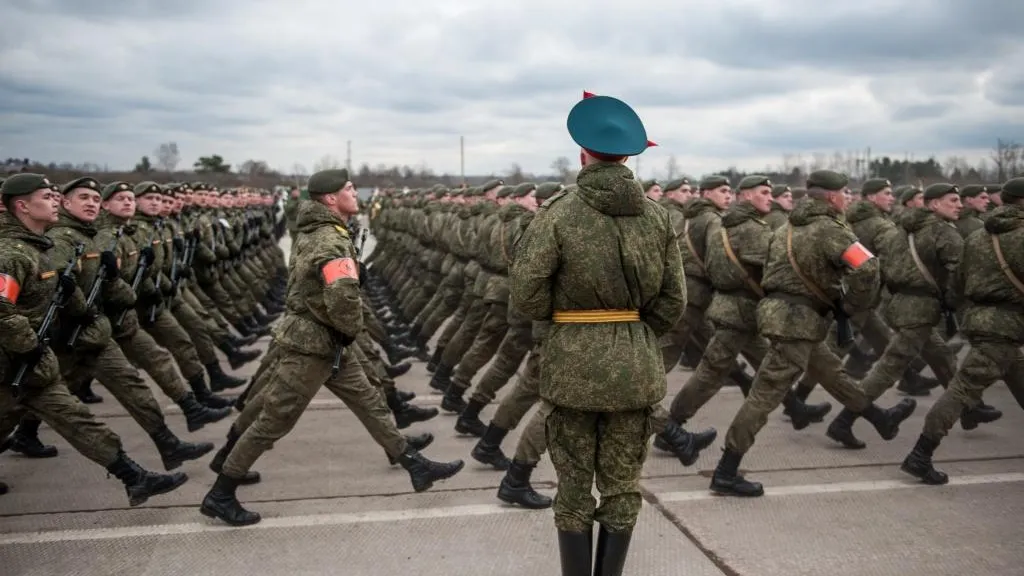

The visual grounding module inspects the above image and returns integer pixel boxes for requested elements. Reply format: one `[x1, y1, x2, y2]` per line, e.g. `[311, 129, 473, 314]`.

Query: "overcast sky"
[2, 0, 1023, 180]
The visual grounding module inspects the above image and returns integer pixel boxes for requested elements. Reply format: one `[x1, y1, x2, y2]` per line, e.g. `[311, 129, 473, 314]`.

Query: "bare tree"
[239, 160, 272, 180]
[550, 156, 573, 182]
[291, 163, 308, 187]
[506, 163, 525, 184]
[154, 142, 180, 172]
[313, 155, 343, 172]
[810, 152, 827, 171]
[991, 139, 1022, 181]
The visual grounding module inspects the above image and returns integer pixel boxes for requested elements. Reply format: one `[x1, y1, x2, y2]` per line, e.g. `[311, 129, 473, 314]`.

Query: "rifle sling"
[991, 233, 1024, 297]
[719, 227, 765, 298]
[785, 226, 835, 311]
[683, 219, 707, 274]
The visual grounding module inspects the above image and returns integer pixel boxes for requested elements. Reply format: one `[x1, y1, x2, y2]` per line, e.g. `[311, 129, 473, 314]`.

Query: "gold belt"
[552, 309, 640, 323]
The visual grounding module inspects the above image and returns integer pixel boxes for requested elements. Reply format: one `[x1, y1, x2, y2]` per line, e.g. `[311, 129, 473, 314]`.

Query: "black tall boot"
[74, 380, 104, 404]
[860, 399, 917, 441]
[455, 398, 488, 437]
[900, 434, 949, 485]
[781, 389, 832, 430]
[783, 377, 816, 417]
[207, 362, 247, 393]
[10, 417, 58, 458]
[227, 333, 259, 348]
[217, 340, 261, 370]
[189, 374, 234, 409]
[709, 448, 763, 497]
[397, 447, 464, 492]
[441, 383, 468, 413]
[593, 524, 633, 576]
[896, 368, 935, 397]
[654, 420, 717, 466]
[177, 392, 231, 432]
[961, 403, 1003, 430]
[471, 423, 512, 470]
[826, 408, 866, 449]
[843, 344, 876, 379]
[557, 528, 593, 576]
[200, 474, 262, 526]
[106, 451, 188, 506]
[150, 426, 214, 471]
[385, 389, 439, 429]
[426, 347, 445, 373]
[385, 361, 412, 378]
[429, 363, 454, 393]
[498, 459, 552, 509]
[208, 427, 261, 485]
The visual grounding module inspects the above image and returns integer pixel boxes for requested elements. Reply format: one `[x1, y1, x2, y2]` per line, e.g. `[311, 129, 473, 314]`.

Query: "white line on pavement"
[657, 472, 1024, 502]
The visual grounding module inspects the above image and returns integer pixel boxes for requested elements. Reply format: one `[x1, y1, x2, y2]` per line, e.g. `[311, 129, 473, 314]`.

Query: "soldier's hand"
[57, 276, 77, 303]
[180, 267, 193, 280]
[15, 342, 46, 372]
[100, 251, 119, 278]
[173, 237, 185, 252]
[358, 261, 368, 287]
[140, 246, 155, 264]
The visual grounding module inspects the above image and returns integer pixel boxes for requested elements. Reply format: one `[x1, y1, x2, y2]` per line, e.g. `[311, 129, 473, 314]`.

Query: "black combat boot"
[557, 527, 593, 576]
[960, 403, 1003, 430]
[200, 474, 262, 526]
[428, 363, 454, 393]
[843, 344, 876, 379]
[385, 361, 411, 378]
[74, 380, 104, 404]
[498, 459, 552, 509]
[900, 434, 949, 485]
[189, 374, 235, 409]
[826, 408, 866, 449]
[471, 424, 512, 470]
[206, 362, 247, 393]
[728, 364, 753, 396]
[781, 390, 832, 431]
[216, 340, 261, 370]
[208, 428, 261, 485]
[860, 399, 917, 441]
[228, 333, 259, 348]
[593, 524, 633, 576]
[10, 418, 58, 458]
[709, 448, 764, 497]
[177, 392, 232, 432]
[896, 369, 934, 397]
[455, 398, 488, 437]
[397, 447, 464, 492]
[253, 308, 280, 325]
[783, 378, 816, 417]
[387, 433, 435, 465]
[150, 425, 214, 471]
[426, 347, 445, 373]
[396, 389, 416, 402]
[441, 383, 468, 414]
[385, 342, 420, 365]
[106, 451, 188, 506]
[655, 420, 717, 466]
[385, 389, 439, 429]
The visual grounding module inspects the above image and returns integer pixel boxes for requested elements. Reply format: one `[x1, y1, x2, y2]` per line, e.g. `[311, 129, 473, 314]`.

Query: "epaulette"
[334, 225, 350, 238]
[540, 190, 569, 209]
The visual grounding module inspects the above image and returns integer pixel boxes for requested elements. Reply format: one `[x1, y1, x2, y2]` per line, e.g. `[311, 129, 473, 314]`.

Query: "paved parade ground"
[1, 234, 1022, 576]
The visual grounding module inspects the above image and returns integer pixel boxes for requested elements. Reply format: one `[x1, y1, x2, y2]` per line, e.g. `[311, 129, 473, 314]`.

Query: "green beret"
[61, 176, 102, 195]
[923, 183, 958, 201]
[737, 175, 772, 191]
[1, 173, 53, 198]
[511, 182, 537, 198]
[899, 186, 922, 205]
[101, 181, 133, 201]
[191, 182, 207, 191]
[480, 179, 504, 194]
[985, 184, 1002, 194]
[448, 188, 463, 197]
[999, 177, 1024, 200]
[699, 175, 730, 191]
[642, 179, 660, 192]
[806, 170, 849, 192]
[790, 187, 807, 200]
[861, 178, 892, 197]
[133, 181, 163, 198]
[535, 182, 564, 201]
[960, 184, 986, 198]
[307, 169, 350, 196]
[495, 186, 514, 199]
[663, 178, 690, 191]
[465, 186, 481, 197]
[161, 183, 178, 196]
[771, 184, 791, 198]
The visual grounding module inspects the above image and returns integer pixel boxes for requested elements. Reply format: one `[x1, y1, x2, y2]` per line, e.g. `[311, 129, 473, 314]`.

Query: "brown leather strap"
[786, 226, 834, 309]
[719, 227, 765, 298]
[991, 233, 1024, 297]
[683, 219, 707, 273]
[906, 232, 940, 295]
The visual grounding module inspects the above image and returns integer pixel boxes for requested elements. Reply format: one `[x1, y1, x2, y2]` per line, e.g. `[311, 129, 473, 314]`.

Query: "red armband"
[841, 242, 874, 269]
[321, 258, 358, 284]
[0, 273, 21, 304]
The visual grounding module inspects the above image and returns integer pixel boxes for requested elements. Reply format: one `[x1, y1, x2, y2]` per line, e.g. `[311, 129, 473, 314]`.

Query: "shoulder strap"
[906, 232, 940, 294]
[719, 227, 765, 297]
[683, 220, 707, 273]
[786, 226, 834, 309]
[990, 233, 1024, 297]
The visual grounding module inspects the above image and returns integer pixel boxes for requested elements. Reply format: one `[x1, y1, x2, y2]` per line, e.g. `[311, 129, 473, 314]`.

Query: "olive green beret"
[861, 178, 892, 197]
[61, 176, 102, 195]
[923, 183, 958, 201]
[790, 187, 807, 200]
[191, 182, 208, 191]
[480, 179, 504, 194]
[495, 186, 514, 199]
[738, 175, 772, 191]
[1000, 177, 1024, 200]
[899, 186, 922, 205]
[161, 183, 178, 196]
[699, 175, 730, 191]
[102, 181, 133, 200]
[960, 184, 986, 198]
[307, 169, 350, 196]
[133, 181, 163, 198]
[642, 179, 660, 192]
[1, 173, 53, 198]
[985, 183, 1002, 193]
[535, 182, 564, 201]
[806, 170, 849, 192]
[448, 188, 463, 197]
[663, 178, 690, 191]
[771, 184, 791, 198]
[464, 186, 479, 197]
[511, 182, 537, 198]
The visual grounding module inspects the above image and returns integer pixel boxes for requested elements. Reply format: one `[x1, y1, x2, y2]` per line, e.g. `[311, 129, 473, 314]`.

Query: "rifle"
[331, 228, 369, 376]
[834, 284, 854, 348]
[148, 220, 166, 323]
[115, 227, 160, 328]
[67, 228, 123, 347]
[9, 243, 84, 395]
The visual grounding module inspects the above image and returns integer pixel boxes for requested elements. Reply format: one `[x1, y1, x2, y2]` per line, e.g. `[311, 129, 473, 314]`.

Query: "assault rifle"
[115, 227, 160, 328]
[67, 228, 123, 347]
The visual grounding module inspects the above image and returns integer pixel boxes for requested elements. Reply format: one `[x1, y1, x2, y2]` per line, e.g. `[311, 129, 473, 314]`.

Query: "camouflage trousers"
[860, 325, 957, 399]
[490, 343, 548, 464]
[725, 338, 871, 454]
[171, 299, 219, 366]
[659, 304, 714, 371]
[669, 326, 768, 423]
[221, 345, 407, 479]
[547, 404, 652, 533]
[439, 294, 488, 367]
[470, 308, 533, 405]
[434, 271, 479, 351]
[416, 263, 466, 340]
[115, 314, 189, 402]
[922, 339, 1024, 441]
[451, 301, 510, 392]
[142, 309, 206, 382]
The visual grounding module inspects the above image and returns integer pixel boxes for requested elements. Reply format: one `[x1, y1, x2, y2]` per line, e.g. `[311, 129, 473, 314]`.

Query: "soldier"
[709, 170, 917, 497]
[283, 186, 301, 238]
[200, 169, 463, 526]
[0, 173, 187, 504]
[902, 177, 1024, 484]
[511, 93, 685, 576]
[643, 180, 662, 201]
[955, 184, 990, 238]
[764, 184, 793, 230]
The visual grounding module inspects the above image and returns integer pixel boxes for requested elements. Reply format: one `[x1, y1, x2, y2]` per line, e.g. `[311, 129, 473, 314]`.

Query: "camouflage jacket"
[846, 200, 899, 289]
[763, 203, 789, 230]
[704, 201, 771, 331]
[960, 204, 1024, 343]
[511, 162, 686, 412]
[955, 207, 985, 239]
[680, 197, 721, 309]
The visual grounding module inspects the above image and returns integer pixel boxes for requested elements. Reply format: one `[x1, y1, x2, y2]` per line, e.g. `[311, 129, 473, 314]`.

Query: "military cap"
[307, 169, 350, 196]
[642, 179, 660, 192]
[480, 179, 504, 194]
[899, 186, 922, 205]
[861, 178, 892, 197]
[999, 177, 1024, 200]
[806, 170, 849, 192]
[738, 175, 772, 191]
[923, 183, 958, 201]
[535, 182, 564, 201]
[133, 181, 163, 198]
[61, 176, 102, 195]
[511, 182, 537, 198]
[771, 184, 791, 198]
[960, 184, 986, 198]
[663, 177, 690, 191]
[161, 183, 178, 196]
[1, 173, 53, 198]
[699, 175, 730, 191]
[567, 93, 651, 157]
[790, 187, 807, 200]
[191, 182, 207, 191]
[985, 183, 1002, 193]
[102, 181, 133, 200]
[493, 186, 512, 199]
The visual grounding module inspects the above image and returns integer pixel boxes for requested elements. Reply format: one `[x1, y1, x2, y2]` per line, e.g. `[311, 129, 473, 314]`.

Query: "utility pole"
[460, 136, 465, 186]
[345, 140, 352, 174]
